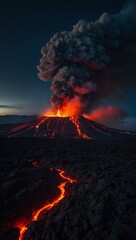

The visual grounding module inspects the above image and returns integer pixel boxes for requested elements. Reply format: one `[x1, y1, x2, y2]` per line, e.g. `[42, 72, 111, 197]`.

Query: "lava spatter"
[16, 168, 77, 240]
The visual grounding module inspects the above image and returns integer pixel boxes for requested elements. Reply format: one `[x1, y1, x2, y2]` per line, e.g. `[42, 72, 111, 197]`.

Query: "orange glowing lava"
[70, 116, 93, 139]
[57, 169, 77, 184]
[45, 109, 63, 117]
[16, 168, 77, 240]
[44, 97, 84, 117]
[32, 182, 66, 221]
[19, 226, 28, 240]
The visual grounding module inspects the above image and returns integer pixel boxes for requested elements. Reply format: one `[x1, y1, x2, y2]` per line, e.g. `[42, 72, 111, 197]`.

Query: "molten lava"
[16, 168, 77, 240]
[45, 109, 63, 117]
[32, 182, 66, 221]
[1, 111, 136, 139]
[70, 116, 93, 139]
[44, 97, 84, 117]
[19, 226, 28, 240]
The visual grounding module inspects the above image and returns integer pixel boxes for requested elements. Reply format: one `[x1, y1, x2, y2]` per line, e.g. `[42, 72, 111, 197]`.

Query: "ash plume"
[38, 0, 136, 114]
[89, 105, 127, 128]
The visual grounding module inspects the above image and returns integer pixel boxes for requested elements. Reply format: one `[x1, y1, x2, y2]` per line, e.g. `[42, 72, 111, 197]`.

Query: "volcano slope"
[0, 115, 136, 140]
[0, 138, 136, 240]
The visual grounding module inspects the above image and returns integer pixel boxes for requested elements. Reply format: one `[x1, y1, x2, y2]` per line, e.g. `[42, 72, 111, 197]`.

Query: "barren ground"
[0, 139, 136, 240]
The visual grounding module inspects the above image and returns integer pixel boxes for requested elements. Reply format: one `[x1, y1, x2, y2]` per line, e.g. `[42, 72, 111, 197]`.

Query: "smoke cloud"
[88, 105, 127, 128]
[38, 0, 136, 114]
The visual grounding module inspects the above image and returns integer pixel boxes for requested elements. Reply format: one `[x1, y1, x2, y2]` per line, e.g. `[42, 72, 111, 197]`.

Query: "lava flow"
[70, 116, 93, 139]
[16, 168, 77, 240]
[1, 107, 136, 139]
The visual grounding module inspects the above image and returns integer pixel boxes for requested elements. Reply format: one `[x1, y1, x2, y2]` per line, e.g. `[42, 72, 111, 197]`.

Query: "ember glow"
[83, 106, 127, 128]
[1, 114, 135, 139]
[44, 97, 84, 117]
[31, 161, 38, 167]
[16, 168, 77, 240]
[70, 116, 93, 139]
[19, 226, 28, 240]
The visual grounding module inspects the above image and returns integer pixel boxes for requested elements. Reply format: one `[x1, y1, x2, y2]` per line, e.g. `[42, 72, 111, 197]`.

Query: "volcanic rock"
[0, 116, 136, 140]
[0, 139, 136, 240]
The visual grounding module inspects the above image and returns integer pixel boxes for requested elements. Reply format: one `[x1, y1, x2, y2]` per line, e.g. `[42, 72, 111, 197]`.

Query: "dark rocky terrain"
[0, 116, 136, 140]
[0, 139, 136, 240]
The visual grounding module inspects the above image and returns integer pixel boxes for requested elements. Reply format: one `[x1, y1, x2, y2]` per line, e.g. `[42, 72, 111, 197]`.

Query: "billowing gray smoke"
[38, 0, 136, 114]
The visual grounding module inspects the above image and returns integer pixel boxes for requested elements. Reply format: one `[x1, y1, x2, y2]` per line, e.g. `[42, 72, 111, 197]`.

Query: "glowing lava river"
[16, 168, 77, 240]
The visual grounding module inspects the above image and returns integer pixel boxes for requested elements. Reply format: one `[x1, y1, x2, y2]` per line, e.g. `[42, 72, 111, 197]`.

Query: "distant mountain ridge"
[0, 115, 38, 124]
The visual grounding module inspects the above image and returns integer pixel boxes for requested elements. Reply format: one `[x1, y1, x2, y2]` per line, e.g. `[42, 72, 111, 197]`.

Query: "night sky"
[0, 0, 135, 129]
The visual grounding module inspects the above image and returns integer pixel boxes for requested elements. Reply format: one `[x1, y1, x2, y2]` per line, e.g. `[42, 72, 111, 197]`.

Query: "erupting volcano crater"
[1, 115, 136, 140]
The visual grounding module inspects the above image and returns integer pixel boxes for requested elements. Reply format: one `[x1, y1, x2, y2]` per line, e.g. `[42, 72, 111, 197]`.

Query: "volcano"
[0, 115, 136, 140]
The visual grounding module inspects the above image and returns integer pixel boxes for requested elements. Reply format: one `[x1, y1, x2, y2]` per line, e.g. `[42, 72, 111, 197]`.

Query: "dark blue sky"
[0, 0, 135, 121]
